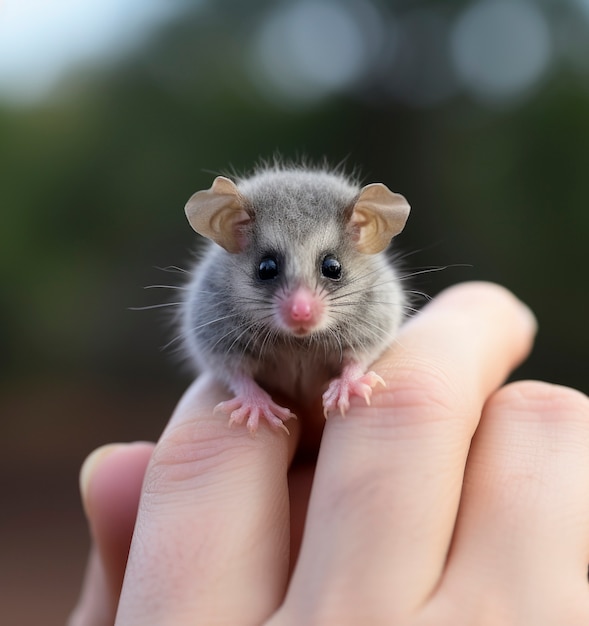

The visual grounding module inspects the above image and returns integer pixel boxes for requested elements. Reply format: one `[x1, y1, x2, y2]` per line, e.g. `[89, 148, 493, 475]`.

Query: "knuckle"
[382, 355, 477, 431]
[143, 421, 252, 496]
[486, 380, 589, 427]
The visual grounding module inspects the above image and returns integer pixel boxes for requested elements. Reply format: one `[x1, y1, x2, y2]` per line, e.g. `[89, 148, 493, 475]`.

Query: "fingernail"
[79, 443, 126, 516]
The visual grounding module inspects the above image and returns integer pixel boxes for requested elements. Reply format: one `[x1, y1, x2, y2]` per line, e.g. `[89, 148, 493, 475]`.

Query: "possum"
[180, 163, 410, 433]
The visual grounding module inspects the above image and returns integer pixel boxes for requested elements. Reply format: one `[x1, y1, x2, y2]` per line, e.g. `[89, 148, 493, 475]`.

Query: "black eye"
[258, 255, 279, 280]
[321, 255, 342, 280]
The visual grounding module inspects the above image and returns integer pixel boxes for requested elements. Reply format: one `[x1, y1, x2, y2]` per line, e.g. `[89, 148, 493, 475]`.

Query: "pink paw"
[322, 368, 385, 418]
[215, 390, 296, 435]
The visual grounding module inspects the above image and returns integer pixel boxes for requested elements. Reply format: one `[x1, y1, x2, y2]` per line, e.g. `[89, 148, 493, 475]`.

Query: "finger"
[69, 442, 154, 626]
[68, 547, 115, 626]
[434, 381, 589, 624]
[116, 373, 300, 626]
[279, 282, 537, 621]
[287, 462, 315, 575]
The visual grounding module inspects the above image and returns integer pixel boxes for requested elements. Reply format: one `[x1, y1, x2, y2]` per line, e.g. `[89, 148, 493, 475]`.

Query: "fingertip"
[79, 444, 126, 517]
[73, 442, 155, 626]
[79, 442, 154, 519]
[80, 442, 154, 596]
[386, 281, 538, 388]
[429, 281, 538, 336]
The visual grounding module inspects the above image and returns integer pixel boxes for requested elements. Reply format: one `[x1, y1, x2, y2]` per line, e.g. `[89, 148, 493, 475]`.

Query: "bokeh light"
[451, 0, 552, 104]
[251, 0, 375, 105]
[0, 0, 187, 102]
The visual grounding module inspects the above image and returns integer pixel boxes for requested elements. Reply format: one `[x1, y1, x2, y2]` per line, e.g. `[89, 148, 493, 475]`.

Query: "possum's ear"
[184, 176, 252, 253]
[348, 183, 410, 254]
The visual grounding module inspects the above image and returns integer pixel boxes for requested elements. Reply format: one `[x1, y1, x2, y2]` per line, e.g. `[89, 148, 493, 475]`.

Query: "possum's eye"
[321, 255, 342, 280]
[258, 255, 279, 280]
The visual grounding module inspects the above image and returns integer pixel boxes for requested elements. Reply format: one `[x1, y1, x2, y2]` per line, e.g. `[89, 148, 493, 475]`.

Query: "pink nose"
[279, 287, 323, 331]
[290, 300, 312, 321]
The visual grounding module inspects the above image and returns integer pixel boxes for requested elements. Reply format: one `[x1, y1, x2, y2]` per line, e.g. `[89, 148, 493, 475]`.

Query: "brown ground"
[0, 377, 178, 625]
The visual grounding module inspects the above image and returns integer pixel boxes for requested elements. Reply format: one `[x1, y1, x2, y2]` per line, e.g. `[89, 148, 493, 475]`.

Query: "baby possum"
[181, 164, 410, 433]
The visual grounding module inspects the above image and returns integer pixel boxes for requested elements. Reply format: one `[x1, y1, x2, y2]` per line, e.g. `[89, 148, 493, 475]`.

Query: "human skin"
[68, 282, 589, 625]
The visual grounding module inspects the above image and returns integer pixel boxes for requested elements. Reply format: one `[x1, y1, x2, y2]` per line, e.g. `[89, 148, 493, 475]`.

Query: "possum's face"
[241, 218, 362, 338]
[184, 167, 410, 341]
[238, 204, 380, 337]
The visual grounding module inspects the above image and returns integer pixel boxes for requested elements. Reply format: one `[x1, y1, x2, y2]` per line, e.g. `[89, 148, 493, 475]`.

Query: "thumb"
[68, 442, 154, 626]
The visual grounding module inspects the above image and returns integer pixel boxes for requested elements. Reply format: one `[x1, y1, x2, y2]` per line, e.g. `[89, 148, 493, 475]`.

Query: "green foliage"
[1, 2, 587, 393]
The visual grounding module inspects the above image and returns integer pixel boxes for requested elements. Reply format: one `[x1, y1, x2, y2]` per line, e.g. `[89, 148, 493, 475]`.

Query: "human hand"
[69, 282, 589, 625]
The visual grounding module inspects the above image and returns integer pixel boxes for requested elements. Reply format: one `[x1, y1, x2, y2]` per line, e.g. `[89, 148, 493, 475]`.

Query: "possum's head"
[184, 167, 410, 338]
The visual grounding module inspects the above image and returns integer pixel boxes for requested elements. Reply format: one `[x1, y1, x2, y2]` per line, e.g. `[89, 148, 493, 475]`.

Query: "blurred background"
[1, 0, 587, 623]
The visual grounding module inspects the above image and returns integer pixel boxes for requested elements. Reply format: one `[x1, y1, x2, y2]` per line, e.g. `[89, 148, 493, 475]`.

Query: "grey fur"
[181, 164, 407, 404]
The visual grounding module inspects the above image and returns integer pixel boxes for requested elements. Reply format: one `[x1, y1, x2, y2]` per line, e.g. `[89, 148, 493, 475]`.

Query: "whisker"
[258, 325, 280, 362]
[229, 317, 271, 355]
[160, 333, 185, 352]
[236, 325, 260, 357]
[328, 278, 402, 303]
[330, 265, 386, 292]
[190, 312, 244, 333]
[233, 296, 276, 306]
[243, 319, 272, 354]
[144, 285, 190, 291]
[326, 326, 344, 362]
[128, 302, 183, 311]
[208, 319, 256, 352]
[405, 289, 432, 301]
[330, 309, 387, 344]
[328, 299, 404, 307]
[155, 265, 190, 274]
[397, 264, 472, 281]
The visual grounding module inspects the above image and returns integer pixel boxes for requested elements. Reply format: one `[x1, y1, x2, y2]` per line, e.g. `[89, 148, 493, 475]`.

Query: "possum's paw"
[215, 389, 296, 435]
[322, 366, 385, 418]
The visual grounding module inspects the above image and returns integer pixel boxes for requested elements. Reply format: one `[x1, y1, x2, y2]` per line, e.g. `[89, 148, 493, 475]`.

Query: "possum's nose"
[291, 299, 312, 320]
[279, 287, 324, 333]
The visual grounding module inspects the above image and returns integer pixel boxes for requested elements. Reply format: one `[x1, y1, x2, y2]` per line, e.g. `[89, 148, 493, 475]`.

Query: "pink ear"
[348, 183, 410, 254]
[184, 176, 252, 253]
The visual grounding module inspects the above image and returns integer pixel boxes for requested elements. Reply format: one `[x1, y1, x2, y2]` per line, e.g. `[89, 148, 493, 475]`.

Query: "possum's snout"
[276, 286, 326, 336]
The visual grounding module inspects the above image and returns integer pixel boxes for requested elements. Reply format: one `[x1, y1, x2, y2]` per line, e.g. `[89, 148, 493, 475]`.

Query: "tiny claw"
[227, 405, 249, 428]
[255, 410, 291, 435]
[370, 373, 386, 389]
[215, 390, 295, 435]
[246, 412, 260, 435]
[357, 383, 373, 406]
[275, 420, 290, 435]
[322, 367, 387, 419]
[215, 398, 241, 416]
[337, 397, 350, 417]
